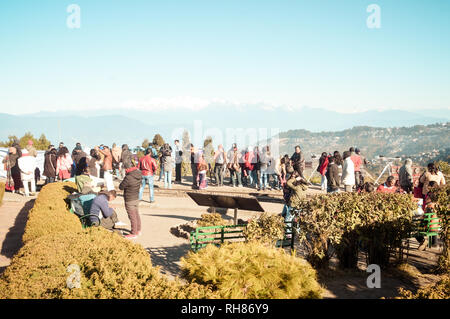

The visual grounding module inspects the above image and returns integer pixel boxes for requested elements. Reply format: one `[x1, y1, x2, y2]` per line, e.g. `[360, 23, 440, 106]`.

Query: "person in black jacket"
[290, 145, 305, 178]
[119, 161, 143, 239]
[326, 156, 340, 193]
[43, 145, 57, 184]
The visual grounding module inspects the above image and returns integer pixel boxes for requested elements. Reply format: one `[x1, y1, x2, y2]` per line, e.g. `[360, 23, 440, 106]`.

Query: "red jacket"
[376, 184, 397, 193]
[318, 156, 329, 176]
[138, 155, 157, 176]
[351, 154, 362, 172]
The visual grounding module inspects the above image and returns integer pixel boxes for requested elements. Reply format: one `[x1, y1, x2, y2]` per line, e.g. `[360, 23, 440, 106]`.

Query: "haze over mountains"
[1, 106, 449, 152]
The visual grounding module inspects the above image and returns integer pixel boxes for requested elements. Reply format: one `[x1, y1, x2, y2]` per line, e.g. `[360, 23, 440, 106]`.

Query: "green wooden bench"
[190, 221, 296, 252]
[412, 212, 441, 249]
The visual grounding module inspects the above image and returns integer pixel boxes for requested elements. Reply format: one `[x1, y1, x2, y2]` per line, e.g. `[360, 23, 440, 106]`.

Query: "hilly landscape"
[275, 122, 450, 164]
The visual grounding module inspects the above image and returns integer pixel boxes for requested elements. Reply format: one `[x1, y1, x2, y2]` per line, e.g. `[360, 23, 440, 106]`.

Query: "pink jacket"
[57, 154, 73, 173]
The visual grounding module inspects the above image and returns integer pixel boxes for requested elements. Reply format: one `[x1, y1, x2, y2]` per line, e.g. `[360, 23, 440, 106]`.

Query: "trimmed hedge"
[181, 242, 323, 299]
[0, 182, 214, 299]
[22, 182, 82, 243]
[0, 227, 213, 299]
[293, 192, 416, 268]
[431, 185, 450, 273]
[0, 181, 4, 206]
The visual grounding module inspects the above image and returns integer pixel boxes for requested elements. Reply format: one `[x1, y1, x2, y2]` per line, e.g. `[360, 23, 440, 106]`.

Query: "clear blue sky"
[0, 0, 449, 114]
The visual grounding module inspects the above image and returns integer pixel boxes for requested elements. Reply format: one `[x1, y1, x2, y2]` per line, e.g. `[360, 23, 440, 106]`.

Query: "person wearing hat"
[18, 149, 37, 197]
[25, 140, 37, 157]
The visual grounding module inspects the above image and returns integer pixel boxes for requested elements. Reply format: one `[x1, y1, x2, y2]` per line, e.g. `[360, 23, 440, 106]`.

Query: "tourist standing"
[138, 148, 157, 203]
[291, 145, 305, 178]
[119, 163, 143, 239]
[399, 158, 414, 194]
[43, 145, 57, 184]
[174, 140, 183, 183]
[98, 145, 114, 191]
[318, 152, 329, 191]
[56, 146, 73, 180]
[326, 155, 340, 193]
[214, 144, 226, 187]
[227, 143, 242, 187]
[18, 150, 37, 197]
[341, 151, 355, 192]
[161, 143, 173, 189]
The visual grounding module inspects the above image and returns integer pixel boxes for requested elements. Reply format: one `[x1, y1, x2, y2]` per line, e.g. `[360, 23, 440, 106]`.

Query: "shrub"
[431, 185, 450, 273]
[197, 213, 230, 227]
[0, 181, 4, 206]
[22, 182, 82, 243]
[181, 242, 322, 299]
[243, 213, 285, 245]
[0, 227, 214, 299]
[293, 192, 415, 268]
[398, 275, 450, 299]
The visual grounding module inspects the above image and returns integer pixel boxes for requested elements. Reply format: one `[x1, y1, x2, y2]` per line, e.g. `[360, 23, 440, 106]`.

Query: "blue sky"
[0, 0, 449, 115]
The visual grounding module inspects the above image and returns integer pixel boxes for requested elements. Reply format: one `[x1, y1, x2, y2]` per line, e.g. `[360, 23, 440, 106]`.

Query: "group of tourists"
[2, 138, 447, 243]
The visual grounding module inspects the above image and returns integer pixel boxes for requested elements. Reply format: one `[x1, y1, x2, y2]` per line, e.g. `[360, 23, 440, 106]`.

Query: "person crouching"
[119, 161, 143, 239]
[89, 190, 119, 231]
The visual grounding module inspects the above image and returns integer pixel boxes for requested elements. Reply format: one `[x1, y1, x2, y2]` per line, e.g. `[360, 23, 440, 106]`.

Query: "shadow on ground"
[146, 244, 191, 278]
[0, 199, 34, 274]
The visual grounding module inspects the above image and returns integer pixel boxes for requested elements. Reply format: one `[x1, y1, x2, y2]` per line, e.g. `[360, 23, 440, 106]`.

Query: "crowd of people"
[2, 138, 446, 241]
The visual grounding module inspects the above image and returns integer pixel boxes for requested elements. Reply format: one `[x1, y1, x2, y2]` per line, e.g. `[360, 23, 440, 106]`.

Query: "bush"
[0, 181, 214, 299]
[22, 182, 82, 243]
[398, 275, 450, 299]
[293, 192, 415, 269]
[0, 227, 213, 299]
[431, 185, 450, 273]
[243, 213, 285, 245]
[181, 242, 322, 299]
[0, 181, 4, 206]
[197, 213, 230, 227]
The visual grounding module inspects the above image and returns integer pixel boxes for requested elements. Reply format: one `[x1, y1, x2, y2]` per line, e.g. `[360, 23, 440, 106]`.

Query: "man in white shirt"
[341, 151, 355, 192]
[18, 149, 37, 197]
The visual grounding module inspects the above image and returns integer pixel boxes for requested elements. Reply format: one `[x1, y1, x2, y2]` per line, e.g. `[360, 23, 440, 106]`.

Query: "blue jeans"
[164, 170, 172, 189]
[282, 204, 294, 222]
[139, 175, 154, 202]
[260, 171, 268, 188]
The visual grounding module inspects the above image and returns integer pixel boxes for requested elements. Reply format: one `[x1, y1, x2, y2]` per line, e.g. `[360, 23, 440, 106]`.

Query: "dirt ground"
[0, 177, 443, 299]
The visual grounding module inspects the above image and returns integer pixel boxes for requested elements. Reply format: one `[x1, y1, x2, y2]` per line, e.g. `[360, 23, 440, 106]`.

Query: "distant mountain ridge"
[0, 106, 448, 152]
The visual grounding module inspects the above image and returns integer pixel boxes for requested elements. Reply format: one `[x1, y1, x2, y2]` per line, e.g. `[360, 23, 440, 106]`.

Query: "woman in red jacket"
[317, 152, 329, 191]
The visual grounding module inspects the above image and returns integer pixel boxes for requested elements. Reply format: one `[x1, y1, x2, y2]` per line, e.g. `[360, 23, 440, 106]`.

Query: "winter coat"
[18, 155, 36, 181]
[119, 167, 143, 202]
[56, 154, 73, 174]
[399, 159, 413, 188]
[318, 156, 329, 176]
[342, 157, 355, 186]
[139, 155, 157, 176]
[350, 154, 362, 172]
[121, 146, 133, 168]
[286, 177, 307, 208]
[90, 194, 114, 220]
[326, 162, 340, 191]
[43, 150, 57, 178]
